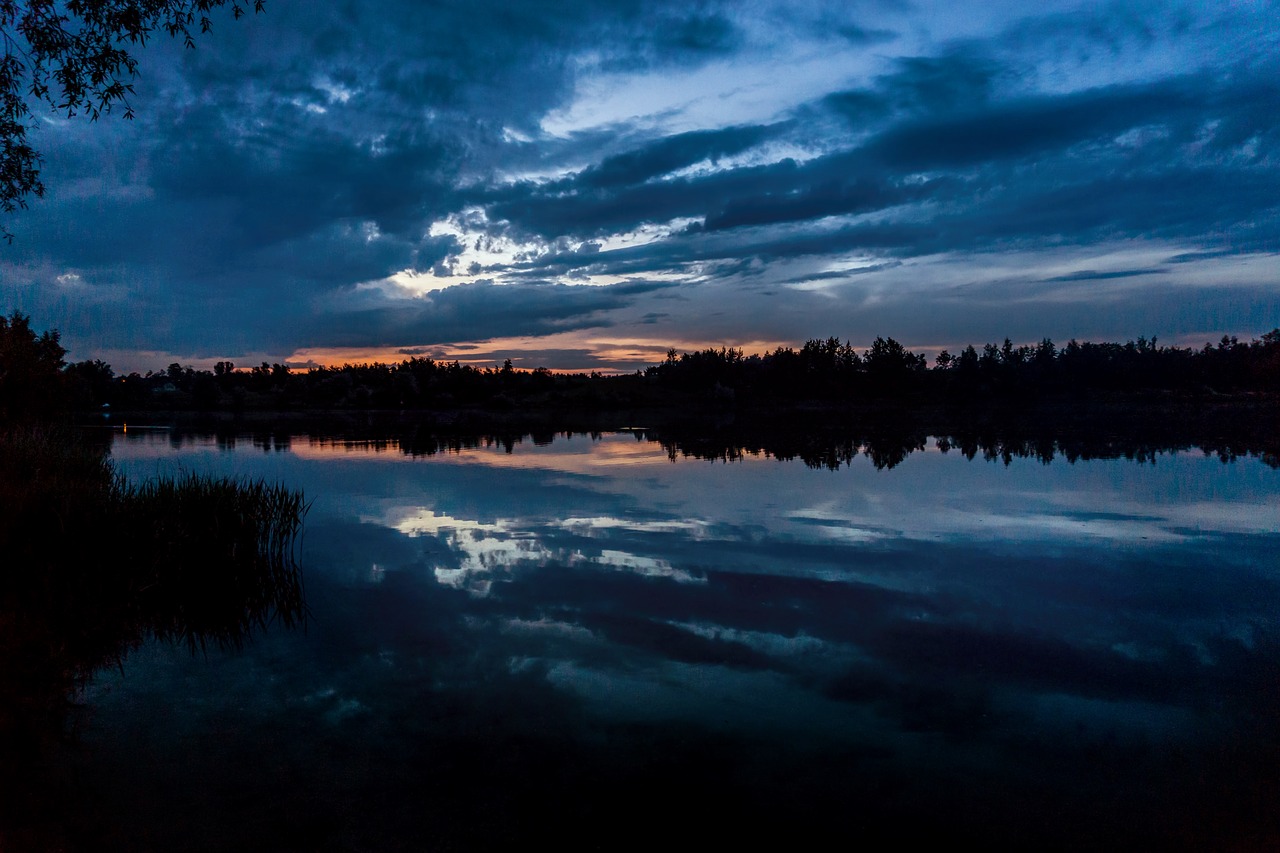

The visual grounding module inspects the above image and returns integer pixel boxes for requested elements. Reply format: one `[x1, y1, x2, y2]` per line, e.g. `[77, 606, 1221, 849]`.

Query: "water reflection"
[22, 423, 1280, 849]
[106, 407, 1280, 476]
[0, 429, 307, 852]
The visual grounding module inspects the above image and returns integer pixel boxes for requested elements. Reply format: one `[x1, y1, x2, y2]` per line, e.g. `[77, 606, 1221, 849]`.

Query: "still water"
[43, 428, 1280, 848]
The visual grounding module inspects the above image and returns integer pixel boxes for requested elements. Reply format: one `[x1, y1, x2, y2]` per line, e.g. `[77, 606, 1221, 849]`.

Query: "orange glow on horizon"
[286, 431, 716, 473]
[287, 331, 801, 373]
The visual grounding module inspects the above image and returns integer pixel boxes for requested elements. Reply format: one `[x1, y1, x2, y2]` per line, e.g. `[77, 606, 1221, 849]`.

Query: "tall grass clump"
[123, 474, 308, 651]
[0, 427, 307, 750]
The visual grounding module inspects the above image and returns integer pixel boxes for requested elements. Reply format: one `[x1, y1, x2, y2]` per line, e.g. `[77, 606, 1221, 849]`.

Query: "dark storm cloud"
[497, 107, 1278, 284]
[645, 12, 741, 59]
[503, 221, 923, 279]
[702, 177, 945, 231]
[485, 146, 926, 241]
[1044, 268, 1166, 283]
[483, 153, 811, 239]
[579, 124, 782, 189]
[1165, 250, 1237, 264]
[151, 113, 457, 246]
[872, 53, 1003, 114]
[780, 262, 901, 285]
[984, 167, 1280, 251]
[835, 24, 898, 47]
[861, 79, 1198, 169]
[480, 64, 1278, 267]
[822, 89, 893, 125]
[488, 52, 1033, 239]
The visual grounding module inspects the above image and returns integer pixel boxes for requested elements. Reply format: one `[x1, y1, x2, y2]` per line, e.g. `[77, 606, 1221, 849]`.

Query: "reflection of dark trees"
[653, 423, 928, 471]
[123, 400, 1278, 472]
[640, 404, 1278, 470]
[0, 428, 307, 828]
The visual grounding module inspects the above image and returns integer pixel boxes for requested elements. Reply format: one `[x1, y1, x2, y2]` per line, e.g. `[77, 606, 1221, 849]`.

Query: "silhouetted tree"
[64, 357, 114, 408]
[862, 336, 926, 395]
[1, 1, 265, 239]
[0, 311, 65, 418]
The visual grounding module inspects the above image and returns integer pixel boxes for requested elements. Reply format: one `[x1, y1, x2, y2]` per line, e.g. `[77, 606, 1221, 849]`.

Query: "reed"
[122, 473, 309, 651]
[0, 427, 308, 748]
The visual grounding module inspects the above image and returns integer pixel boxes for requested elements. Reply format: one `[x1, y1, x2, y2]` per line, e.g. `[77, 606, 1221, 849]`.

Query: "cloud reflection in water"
[87, 427, 1280, 848]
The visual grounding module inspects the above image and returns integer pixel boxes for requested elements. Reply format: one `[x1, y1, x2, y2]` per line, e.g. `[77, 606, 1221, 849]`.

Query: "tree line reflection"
[130, 405, 1278, 470]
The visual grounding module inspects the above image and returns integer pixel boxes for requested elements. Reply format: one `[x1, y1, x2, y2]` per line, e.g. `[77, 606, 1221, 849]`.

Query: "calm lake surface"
[37, 426, 1280, 848]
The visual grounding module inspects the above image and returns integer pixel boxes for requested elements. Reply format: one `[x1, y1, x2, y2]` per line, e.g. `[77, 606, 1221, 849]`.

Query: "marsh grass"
[0, 426, 308, 750]
[124, 473, 308, 652]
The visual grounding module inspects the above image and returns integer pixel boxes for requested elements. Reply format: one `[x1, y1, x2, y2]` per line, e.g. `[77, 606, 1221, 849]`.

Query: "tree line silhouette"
[2, 312, 1278, 416]
[643, 333, 1280, 404]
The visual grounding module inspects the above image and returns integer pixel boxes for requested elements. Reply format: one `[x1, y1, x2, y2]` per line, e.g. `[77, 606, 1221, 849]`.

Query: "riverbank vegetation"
[50, 325, 1280, 415]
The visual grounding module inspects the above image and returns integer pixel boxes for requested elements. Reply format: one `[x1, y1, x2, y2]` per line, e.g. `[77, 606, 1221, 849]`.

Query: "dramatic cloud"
[1, 0, 1276, 371]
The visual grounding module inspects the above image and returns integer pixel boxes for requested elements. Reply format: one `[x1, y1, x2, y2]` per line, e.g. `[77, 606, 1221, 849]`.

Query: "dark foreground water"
[9, 426, 1280, 850]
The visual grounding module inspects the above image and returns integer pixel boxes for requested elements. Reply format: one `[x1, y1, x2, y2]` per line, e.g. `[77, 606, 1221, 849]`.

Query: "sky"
[1, 0, 1278, 373]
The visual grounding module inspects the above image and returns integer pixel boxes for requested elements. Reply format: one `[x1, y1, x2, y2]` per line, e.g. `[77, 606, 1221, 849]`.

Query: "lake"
[12, 423, 1280, 849]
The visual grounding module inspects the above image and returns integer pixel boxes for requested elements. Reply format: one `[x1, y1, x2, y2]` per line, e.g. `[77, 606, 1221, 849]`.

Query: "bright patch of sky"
[543, 42, 885, 137]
